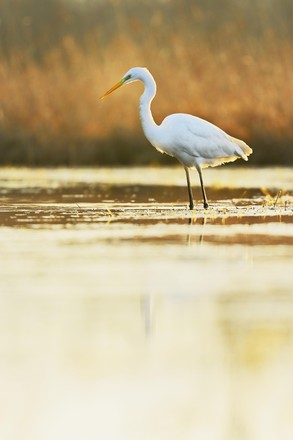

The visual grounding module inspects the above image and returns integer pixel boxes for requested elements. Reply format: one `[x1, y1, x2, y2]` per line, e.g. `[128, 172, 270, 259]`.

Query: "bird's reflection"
[140, 293, 154, 337]
[186, 214, 207, 245]
[140, 213, 208, 337]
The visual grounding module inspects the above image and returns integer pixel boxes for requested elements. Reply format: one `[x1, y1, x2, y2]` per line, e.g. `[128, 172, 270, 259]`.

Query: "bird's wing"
[163, 114, 250, 162]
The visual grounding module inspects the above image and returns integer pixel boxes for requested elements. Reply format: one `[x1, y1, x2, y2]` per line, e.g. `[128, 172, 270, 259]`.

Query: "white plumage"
[100, 67, 252, 209]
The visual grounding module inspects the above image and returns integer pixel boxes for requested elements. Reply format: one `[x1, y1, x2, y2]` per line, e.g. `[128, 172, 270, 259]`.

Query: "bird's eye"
[125, 74, 132, 80]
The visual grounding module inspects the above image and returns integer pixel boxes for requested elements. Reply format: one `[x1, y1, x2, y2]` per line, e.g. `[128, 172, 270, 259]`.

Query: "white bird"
[100, 67, 252, 209]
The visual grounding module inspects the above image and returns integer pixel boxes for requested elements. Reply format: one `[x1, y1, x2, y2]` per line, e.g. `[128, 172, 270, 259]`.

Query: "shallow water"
[0, 166, 292, 440]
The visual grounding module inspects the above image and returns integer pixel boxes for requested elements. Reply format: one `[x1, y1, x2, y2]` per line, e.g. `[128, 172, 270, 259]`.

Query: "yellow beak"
[99, 78, 126, 100]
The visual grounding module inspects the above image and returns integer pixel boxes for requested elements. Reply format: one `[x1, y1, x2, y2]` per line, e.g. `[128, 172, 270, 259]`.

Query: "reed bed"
[0, 0, 292, 165]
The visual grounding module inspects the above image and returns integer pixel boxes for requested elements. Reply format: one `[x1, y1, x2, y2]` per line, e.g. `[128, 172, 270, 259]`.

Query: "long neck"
[139, 73, 158, 140]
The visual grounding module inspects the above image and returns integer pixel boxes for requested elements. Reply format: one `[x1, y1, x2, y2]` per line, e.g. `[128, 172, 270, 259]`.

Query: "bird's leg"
[184, 167, 194, 210]
[196, 166, 209, 209]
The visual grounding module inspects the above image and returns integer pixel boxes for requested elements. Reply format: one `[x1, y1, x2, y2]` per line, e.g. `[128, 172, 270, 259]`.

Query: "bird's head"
[100, 67, 149, 99]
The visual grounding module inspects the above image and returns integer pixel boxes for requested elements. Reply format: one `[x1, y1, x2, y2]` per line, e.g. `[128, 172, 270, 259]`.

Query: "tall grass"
[0, 0, 292, 165]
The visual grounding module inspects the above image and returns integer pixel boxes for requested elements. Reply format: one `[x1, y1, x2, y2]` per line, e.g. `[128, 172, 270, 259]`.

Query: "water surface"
[0, 167, 292, 440]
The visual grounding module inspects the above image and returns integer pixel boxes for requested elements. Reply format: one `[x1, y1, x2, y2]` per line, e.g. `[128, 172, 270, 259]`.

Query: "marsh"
[0, 166, 292, 440]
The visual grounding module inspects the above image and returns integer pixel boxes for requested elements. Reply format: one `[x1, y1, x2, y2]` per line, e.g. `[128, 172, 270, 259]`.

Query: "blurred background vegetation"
[0, 0, 292, 166]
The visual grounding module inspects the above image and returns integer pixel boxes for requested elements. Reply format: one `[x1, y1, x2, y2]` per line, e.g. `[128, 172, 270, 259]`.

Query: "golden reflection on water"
[1, 293, 293, 439]
[0, 167, 292, 440]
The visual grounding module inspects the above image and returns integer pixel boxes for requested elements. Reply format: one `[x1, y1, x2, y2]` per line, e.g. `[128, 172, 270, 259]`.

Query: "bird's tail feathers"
[229, 135, 253, 160]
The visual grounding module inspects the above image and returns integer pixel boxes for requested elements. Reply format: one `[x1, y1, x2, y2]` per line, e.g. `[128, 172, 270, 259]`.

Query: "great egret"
[100, 67, 252, 209]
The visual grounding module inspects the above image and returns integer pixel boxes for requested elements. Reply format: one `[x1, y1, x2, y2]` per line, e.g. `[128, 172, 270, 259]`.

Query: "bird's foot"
[189, 203, 194, 210]
[203, 202, 209, 209]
